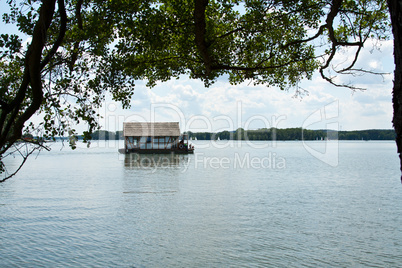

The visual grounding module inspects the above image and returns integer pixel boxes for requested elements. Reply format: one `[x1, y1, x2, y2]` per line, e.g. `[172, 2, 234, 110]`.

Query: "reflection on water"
[1, 141, 402, 267]
[124, 153, 189, 169]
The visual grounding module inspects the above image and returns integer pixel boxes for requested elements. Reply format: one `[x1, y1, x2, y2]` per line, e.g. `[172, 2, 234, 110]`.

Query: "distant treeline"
[187, 128, 396, 141]
[90, 130, 124, 140]
[89, 128, 396, 141]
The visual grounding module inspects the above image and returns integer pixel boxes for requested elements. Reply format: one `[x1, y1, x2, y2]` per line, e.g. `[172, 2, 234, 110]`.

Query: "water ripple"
[1, 141, 401, 267]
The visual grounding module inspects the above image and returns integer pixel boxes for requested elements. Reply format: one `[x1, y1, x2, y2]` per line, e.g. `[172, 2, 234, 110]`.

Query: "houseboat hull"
[119, 148, 194, 154]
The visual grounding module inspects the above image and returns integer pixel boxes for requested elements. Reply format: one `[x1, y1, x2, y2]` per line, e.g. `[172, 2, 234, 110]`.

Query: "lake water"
[1, 140, 401, 267]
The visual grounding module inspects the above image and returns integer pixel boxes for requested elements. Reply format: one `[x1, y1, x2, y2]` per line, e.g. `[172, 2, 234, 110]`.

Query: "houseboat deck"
[118, 148, 194, 154]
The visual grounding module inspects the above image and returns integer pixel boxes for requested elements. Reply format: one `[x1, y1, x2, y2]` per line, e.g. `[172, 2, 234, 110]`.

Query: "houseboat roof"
[123, 122, 180, 137]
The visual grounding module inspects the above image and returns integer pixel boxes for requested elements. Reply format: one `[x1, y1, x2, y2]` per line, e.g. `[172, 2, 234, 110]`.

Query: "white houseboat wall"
[120, 122, 194, 154]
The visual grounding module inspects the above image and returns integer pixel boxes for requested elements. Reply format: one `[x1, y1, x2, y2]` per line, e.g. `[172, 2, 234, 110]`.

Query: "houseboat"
[119, 122, 194, 154]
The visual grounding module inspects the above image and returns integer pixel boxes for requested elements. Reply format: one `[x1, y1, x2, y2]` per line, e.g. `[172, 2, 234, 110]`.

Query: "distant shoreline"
[85, 128, 396, 141]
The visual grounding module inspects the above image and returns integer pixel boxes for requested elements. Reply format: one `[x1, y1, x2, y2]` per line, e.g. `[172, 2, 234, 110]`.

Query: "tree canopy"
[109, 0, 389, 89]
[0, 0, 395, 181]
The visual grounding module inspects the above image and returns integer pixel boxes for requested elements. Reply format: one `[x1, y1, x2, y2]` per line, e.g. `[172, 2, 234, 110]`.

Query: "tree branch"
[70, 0, 83, 72]
[194, 0, 212, 75]
[41, 0, 67, 70]
[0, 0, 57, 151]
[0, 142, 48, 183]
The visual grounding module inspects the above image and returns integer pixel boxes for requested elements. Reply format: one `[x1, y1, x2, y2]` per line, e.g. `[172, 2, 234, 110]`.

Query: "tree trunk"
[388, 0, 402, 181]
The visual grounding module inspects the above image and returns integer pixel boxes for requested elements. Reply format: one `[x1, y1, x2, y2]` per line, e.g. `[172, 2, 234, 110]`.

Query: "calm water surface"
[1, 140, 401, 267]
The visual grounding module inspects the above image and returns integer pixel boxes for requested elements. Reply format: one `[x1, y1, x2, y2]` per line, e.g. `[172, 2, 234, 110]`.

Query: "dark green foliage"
[188, 128, 396, 141]
[89, 130, 124, 140]
[337, 129, 396, 140]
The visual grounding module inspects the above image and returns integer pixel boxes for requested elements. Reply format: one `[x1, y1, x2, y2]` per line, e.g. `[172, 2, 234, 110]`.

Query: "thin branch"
[0, 143, 43, 183]
[319, 63, 366, 91]
[337, 68, 390, 76]
[282, 25, 327, 49]
[336, 45, 363, 73]
[216, 26, 245, 40]
[23, 139, 51, 152]
[211, 55, 320, 73]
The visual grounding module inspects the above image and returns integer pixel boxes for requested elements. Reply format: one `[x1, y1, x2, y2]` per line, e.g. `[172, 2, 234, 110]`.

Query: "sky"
[1, 2, 396, 134]
[99, 38, 395, 133]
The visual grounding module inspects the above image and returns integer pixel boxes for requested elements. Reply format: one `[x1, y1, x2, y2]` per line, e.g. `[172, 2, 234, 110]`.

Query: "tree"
[0, 0, 135, 181]
[388, 0, 402, 180]
[0, 0, 399, 182]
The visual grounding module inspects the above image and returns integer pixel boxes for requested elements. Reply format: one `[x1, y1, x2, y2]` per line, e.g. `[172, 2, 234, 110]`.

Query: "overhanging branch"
[194, 0, 212, 75]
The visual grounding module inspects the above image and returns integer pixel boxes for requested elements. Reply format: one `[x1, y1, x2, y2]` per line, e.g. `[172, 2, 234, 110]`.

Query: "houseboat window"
[147, 136, 151, 143]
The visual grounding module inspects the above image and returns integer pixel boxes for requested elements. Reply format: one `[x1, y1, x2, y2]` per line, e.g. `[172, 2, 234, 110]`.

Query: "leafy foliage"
[109, 0, 390, 90]
[0, 0, 134, 180]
